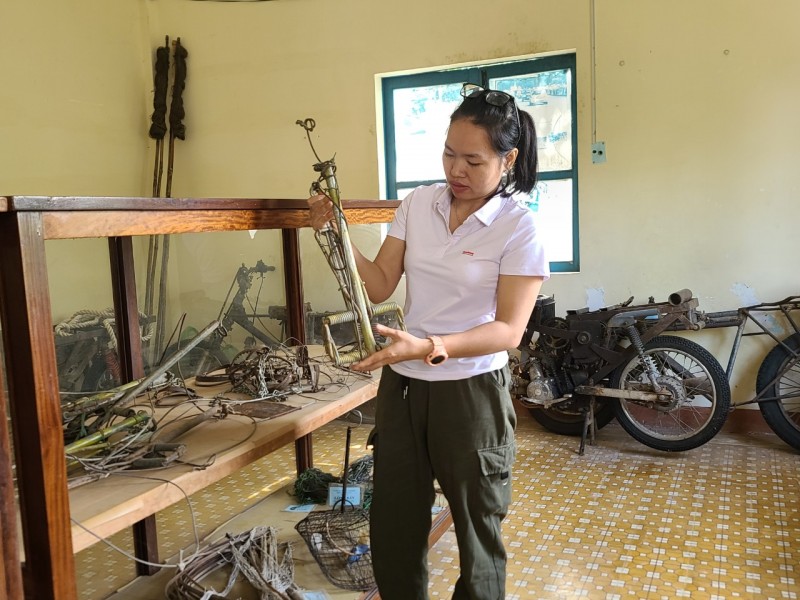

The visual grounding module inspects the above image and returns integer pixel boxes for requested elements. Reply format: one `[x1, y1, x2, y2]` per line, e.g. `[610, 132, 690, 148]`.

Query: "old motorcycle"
[701, 295, 800, 452]
[510, 289, 731, 453]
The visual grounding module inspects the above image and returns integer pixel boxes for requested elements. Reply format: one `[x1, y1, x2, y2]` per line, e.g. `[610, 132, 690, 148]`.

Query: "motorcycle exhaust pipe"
[668, 288, 693, 306]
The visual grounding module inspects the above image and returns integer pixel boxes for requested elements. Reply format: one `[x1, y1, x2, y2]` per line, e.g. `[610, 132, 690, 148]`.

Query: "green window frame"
[380, 53, 579, 272]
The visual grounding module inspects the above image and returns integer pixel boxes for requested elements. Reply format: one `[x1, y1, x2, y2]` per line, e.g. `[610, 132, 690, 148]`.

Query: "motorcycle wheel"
[528, 400, 615, 436]
[610, 335, 730, 452]
[755, 333, 800, 451]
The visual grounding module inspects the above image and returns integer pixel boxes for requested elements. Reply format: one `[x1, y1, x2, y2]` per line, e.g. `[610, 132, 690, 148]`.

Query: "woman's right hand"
[307, 194, 335, 231]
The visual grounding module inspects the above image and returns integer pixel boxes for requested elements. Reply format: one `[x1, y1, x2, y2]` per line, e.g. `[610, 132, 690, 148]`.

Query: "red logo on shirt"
[462, 250, 474, 256]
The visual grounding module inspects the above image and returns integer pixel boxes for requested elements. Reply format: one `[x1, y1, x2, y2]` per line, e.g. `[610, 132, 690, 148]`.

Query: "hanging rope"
[54, 308, 155, 349]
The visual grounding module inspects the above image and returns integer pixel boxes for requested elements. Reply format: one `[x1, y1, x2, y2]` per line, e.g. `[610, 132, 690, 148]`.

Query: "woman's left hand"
[351, 323, 430, 372]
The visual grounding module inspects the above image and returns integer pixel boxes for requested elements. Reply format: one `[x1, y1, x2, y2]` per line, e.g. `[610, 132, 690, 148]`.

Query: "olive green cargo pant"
[370, 365, 516, 600]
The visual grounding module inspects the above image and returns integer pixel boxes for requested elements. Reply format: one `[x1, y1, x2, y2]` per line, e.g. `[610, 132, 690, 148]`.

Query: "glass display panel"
[44, 232, 291, 393]
[131, 229, 288, 379]
[47, 238, 119, 394]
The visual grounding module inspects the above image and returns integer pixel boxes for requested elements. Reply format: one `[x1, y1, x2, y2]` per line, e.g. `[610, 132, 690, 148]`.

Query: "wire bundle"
[291, 454, 374, 506]
[165, 526, 303, 600]
[291, 467, 340, 504]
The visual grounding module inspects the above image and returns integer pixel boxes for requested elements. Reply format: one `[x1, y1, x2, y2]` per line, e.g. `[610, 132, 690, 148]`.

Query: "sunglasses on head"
[460, 83, 521, 142]
[461, 83, 514, 105]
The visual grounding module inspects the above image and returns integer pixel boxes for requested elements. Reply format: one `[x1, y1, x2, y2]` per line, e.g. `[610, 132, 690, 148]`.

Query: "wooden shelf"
[1, 196, 398, 239]
[0, 196, 400, 600]
[69, 371, 379, 554]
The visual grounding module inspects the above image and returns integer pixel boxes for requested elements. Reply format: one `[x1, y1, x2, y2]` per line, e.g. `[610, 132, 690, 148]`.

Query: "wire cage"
[294, 425, 375, 591]
[294, 505, 374, 591]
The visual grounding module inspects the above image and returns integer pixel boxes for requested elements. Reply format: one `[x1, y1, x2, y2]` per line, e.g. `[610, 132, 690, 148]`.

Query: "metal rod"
[341, 426, 352, 513]
[65, 413, 151, 454]
[117, 320, 220, 408]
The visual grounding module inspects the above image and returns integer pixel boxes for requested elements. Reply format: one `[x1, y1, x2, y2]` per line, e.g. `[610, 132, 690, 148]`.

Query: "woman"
[308, 83, 548, 599]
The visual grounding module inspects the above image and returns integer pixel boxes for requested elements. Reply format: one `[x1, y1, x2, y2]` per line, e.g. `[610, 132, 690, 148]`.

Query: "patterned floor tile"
[74, 413, 800, 600]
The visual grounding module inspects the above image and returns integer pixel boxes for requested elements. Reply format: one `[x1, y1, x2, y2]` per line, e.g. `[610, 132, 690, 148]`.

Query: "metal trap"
[294, 427, 375, 591]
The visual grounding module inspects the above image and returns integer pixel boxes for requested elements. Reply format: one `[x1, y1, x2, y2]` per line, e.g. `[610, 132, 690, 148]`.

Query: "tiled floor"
[430, 415, 799, 600]
[75, 410, 799, 599]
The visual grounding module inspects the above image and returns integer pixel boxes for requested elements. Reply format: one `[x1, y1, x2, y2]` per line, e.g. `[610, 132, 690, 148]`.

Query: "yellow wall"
[2, 0, 799, 402]
[1, 0, 152, 316]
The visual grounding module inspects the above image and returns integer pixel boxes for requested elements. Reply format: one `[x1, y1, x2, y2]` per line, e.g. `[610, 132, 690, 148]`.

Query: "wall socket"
[591, 141, 607, 164]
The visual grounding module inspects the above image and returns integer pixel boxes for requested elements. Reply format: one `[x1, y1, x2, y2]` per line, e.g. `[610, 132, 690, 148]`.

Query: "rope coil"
[165, 526, 303, 600]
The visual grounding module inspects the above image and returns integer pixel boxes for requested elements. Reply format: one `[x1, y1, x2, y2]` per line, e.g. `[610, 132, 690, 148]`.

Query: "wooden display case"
[0, 196, 451, 600]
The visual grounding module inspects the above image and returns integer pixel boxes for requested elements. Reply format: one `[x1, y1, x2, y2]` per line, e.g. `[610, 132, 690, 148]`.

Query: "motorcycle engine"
[512, 296, 603, 409]
[512, 355, 562, 407]
[526, 359, 560, 403]
[512, 317, 595, 408]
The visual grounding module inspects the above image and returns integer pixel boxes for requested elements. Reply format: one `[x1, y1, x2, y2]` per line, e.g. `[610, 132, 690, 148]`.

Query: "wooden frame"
[0, 196, 405, 600]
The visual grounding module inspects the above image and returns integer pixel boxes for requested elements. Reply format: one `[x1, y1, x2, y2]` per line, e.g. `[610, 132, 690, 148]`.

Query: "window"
[380, 54, 579, 272]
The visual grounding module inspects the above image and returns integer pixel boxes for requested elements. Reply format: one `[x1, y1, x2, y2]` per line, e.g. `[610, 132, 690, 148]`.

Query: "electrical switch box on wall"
[592, 141, 606, 164]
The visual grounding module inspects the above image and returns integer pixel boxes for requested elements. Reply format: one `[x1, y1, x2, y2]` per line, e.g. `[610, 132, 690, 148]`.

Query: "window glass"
[491, 69, 573, 172]
[523, 178, 574, 264]
[382, 54, 578, 271]
[393, 83, 462, 183]
[397, 187, 416, 200]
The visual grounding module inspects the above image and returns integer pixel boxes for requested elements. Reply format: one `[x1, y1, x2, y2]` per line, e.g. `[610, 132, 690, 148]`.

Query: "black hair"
[450, 90, 538, 194]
